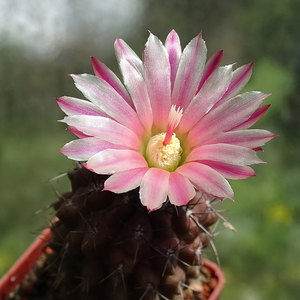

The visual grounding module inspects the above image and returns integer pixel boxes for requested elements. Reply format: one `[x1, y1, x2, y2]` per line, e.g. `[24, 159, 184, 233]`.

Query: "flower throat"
[146, 106, 183, 171]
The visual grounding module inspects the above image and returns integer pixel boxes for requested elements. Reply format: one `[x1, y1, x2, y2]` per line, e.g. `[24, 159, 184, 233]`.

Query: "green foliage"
[245, 57, 295, 120]
[0, 127, 73, 276]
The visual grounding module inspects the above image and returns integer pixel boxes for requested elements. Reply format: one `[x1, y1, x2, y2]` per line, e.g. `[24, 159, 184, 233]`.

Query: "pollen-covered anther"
[146, 106, 183, 172]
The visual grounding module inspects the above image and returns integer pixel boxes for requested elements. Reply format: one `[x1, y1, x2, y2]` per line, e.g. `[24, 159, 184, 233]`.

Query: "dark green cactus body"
[7, 165, 218, 300]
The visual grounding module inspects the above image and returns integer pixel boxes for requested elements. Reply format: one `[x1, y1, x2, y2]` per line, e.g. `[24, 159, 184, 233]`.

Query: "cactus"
[6, 165, 219, 300]
[53, 166, 218, 300]
[4, 30, 274, 300]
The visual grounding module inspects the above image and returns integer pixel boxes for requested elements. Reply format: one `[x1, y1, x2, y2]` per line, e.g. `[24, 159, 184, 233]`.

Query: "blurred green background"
[1, 0, 300, 299]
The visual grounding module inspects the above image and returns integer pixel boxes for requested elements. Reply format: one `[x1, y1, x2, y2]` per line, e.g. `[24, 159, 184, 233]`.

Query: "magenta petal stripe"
[56, 96, 106, 116]
[199, 160, 256, 179]
[119, 57, 153, 132]
[91, 56, 132, 107]
[187, 92, 270, 148]
[180, 64, 233, 134]
[186, 144, 263, 166]
[165, 29, 182, 92]
[114, 38, 144, 74]
[144, 33, 171, 131]
[60, 138, 125, 161]
[67, 126, 92, 138]
[197, 50, 223, 92]
[203, 129, 275, 149]
[171, 32, 207, 109]
[217, 62, 254, 106]
[71, 74, 144, 137]
[231, 104, 271, 130]
[61, 115, 141, 151]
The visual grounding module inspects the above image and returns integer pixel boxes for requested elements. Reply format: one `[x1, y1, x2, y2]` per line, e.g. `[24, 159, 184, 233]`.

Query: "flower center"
[146, 105, 183, 171]
[146, 133, 182, 171]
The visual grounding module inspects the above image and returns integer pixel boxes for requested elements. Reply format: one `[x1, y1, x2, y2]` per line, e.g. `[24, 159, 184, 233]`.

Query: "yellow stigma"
[146, 133, 182, 171]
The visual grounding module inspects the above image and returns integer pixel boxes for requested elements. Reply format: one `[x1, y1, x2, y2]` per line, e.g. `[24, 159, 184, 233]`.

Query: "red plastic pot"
[0, 227, 225, 300]
[0, 227, 52, 299]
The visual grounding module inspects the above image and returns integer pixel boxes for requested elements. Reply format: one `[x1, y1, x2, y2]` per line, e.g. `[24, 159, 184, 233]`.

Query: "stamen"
[163, 105, 183, 146]
[146, 133, 182, 171]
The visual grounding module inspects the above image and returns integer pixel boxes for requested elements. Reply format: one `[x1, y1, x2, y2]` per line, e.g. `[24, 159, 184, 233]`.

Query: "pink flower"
[57, 30, 275, 211]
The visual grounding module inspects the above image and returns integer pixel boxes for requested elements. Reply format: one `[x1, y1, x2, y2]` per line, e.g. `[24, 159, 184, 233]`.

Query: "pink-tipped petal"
[68, 126, 91, 138]
[144, 32, 171, 131]
[104, 167, 148, 193]
[71, 74, 144, 137]
[168, 172, 196, 206]
[171, 32, 207, 109]
[165, 29, 182, 91]
[119, 57, 153, 132]
[85, 149, 148, 174]
[176, 162, 234, 200]
[232, 104, 271, 130]
[203, 129, 276, 149]
[197, 50, 223, 92]
[180, 64, 233, 134]
[91, 57, 132, 106]
[187, 91, 269, 148]
[186, 144, 264, 166]
[114, 38, 144, 74]
[200, 160, 256, 179]
[61, 115, 141, 150]
[139, 168, 170, 211]
[59, 138, 124, 161]
[217, 62, 254, 105]
[56, 96, 105, 116]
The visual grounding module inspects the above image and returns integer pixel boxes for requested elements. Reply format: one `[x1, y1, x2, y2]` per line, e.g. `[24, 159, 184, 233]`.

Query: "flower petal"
[165, 29, 182, 91]
[56, 96, 105, 116]
[217, 62, 254, 105]
[114, 38, 144, 74]
[186, 144, 264, 166]
[203, 129, 276, 149]
[119, 57, 153, 132]
[187, 91, 269, 148]
[171, 32, 207, 109]
[139, 168, 170, 211]
[231, 104, 271, 130]
[71, 74, 144, 137]
[61, 115, 141, 150]
[68, 126, 91, 138]
[200, 160, 256, 179]
[144, 32, 171, 131]
[176, 162, 234, 200]
[60, 138, 125, 161]
[168, 172, 196, 206]
[180, 64, 233, 134]
[85, 149, 148, 174]
[197, 50, 223, 92]
[91, 56, 132, 106]
[103, 167, 148, 193]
